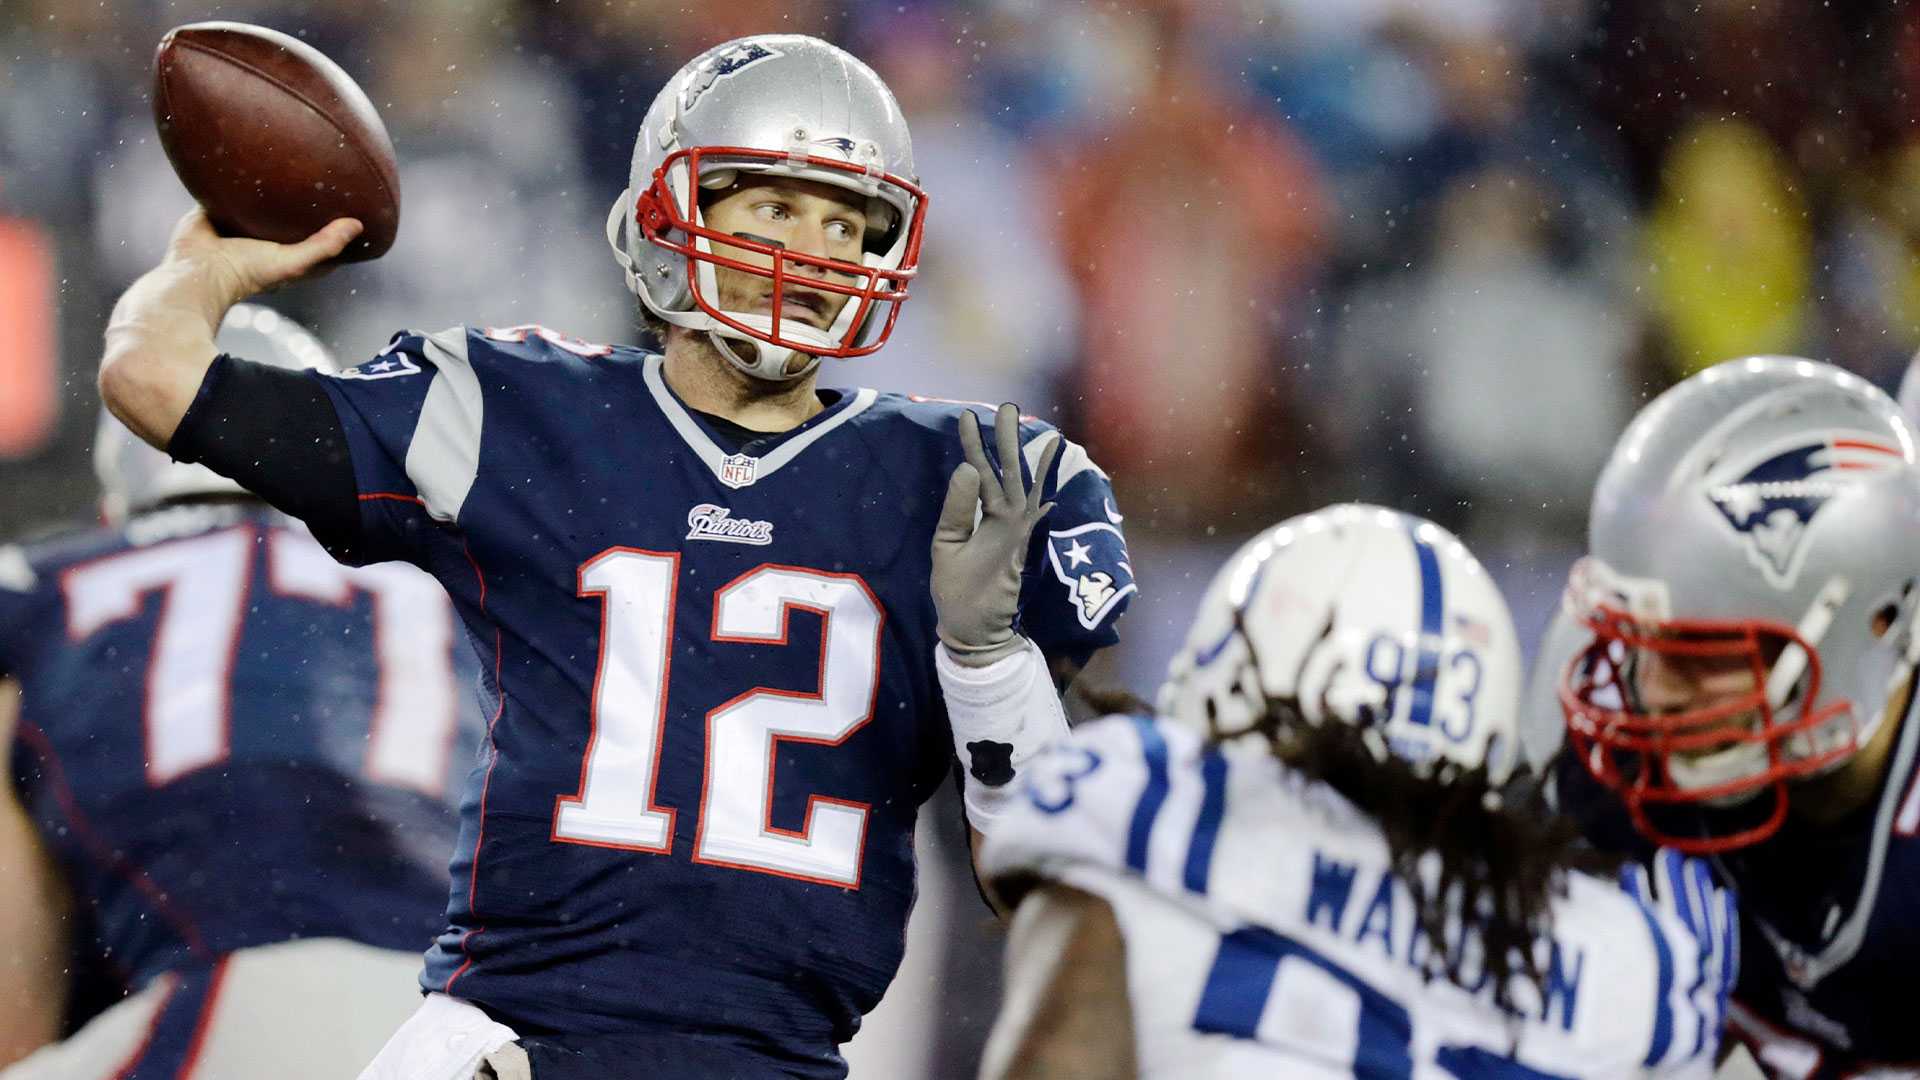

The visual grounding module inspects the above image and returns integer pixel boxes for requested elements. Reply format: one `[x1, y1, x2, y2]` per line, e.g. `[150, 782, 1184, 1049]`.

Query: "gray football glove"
[931, 403, 1061, 667]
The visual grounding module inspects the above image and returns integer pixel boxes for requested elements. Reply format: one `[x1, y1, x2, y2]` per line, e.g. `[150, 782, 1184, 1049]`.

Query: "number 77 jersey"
[311, 326, 1135, 1072]
[0, 505, 478, 988]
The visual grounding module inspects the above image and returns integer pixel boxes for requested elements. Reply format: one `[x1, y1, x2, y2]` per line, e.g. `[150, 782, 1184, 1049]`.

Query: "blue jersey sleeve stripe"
[1717, 888, 1739, 1036]
[1192, 928, 1280, 1037]
[1674, 859, 1712, 1059]
[1433, 1045, 1574, 1079]
[1635, 894, 1677, 1067]
[1183, 750, 1229, 894]
[1403, 524, 1444, 730]
[1125, 715, 1171, 875]
[1196, 927, 1414, 1077]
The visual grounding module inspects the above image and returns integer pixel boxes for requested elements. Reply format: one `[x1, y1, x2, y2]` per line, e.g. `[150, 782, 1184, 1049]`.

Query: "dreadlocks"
[1253, 691, 1612, 1012]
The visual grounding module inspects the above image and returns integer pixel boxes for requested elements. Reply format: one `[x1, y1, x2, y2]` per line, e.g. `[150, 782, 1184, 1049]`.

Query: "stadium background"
[0, 0, 1911, 1074]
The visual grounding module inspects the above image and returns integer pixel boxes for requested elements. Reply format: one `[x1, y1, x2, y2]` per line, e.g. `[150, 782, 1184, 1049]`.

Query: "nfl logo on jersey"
[720, 453, 758, 489]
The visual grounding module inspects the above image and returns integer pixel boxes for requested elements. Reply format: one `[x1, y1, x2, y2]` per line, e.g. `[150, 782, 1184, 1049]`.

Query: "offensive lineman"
[0, 306, 479, 1078]
[96, 35, 1133, 1080]
[981, 505, 1736, 1078]
[1547, 358, 1920, 1076]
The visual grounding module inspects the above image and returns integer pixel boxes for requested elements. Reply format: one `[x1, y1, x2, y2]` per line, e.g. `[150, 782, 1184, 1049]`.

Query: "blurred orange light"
[0, 218, 57, 459]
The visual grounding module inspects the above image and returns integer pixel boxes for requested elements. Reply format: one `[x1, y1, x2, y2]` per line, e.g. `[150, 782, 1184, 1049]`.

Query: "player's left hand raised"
[932, 403, 1061, 666]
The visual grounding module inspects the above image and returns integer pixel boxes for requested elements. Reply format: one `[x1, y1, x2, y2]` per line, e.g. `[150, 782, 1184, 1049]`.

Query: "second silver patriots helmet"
[94, 304, 336, 523]
[605, 34, 928, 383]
[1562, 356, 1920, 851]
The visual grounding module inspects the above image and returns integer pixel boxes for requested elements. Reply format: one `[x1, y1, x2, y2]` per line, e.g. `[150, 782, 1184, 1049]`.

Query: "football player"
[95, 34, 1133, 1080]
[1547, 357, 1920, 1076]
[979, 504, 1736, 1078]
[0, 305, 480, 1078]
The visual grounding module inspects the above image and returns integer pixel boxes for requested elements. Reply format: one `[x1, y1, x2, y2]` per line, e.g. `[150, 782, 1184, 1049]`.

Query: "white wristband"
[936, 636, 1070, 832]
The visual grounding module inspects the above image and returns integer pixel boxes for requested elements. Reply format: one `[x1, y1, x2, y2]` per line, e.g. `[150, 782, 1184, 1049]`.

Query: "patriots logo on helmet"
[1705, 434, 1903, 589]
[682, 42, 781, 113]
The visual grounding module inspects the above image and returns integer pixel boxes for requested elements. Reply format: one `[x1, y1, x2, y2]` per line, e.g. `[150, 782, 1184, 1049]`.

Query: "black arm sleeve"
[166, 354, 363, 555]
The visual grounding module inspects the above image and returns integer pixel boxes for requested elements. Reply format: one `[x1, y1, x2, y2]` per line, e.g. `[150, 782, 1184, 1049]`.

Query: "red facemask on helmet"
[1559, 594, 1858, 854]
[634, 146, 928, 360]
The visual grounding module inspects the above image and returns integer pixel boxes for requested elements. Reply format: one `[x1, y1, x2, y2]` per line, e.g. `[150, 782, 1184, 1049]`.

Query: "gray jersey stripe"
[644, 356, 728, 479]
[642, 355, 877, 485]
[405, 327, 483, 524]
[757, 386, 877, 473]
[1021, 429, 1106, 490]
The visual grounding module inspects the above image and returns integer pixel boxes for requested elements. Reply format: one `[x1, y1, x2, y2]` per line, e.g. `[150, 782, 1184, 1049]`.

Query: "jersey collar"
[1732, 673, 1920, 989]
[642, 354, 876, 489]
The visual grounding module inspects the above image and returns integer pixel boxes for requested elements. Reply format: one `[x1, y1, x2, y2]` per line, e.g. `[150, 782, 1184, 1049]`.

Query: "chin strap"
[607, 193, 644, 295]
[1667, 575, 1864, 802]
[1774, 576, 1854, 766]
[608, 188, 823, 382]
[707, 331, 818, 383]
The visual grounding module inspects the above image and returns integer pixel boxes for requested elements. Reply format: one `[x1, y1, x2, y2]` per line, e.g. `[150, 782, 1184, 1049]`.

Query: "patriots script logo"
[1705, 434, 1903, 589]
[685, 504, 774, 546]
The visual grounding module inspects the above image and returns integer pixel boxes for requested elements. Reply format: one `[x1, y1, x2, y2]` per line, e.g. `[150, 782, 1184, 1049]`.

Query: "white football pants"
[0, 937, 423, 1080]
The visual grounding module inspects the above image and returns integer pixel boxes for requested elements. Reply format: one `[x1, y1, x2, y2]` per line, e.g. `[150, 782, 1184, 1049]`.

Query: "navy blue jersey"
[311, 325, 1133, 1075]
[1709, 688, 1920, 1077]
[0, 504, 481, 993]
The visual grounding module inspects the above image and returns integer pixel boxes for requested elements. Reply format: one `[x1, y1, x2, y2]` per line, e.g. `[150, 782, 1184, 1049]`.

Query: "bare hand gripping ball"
[154, 22, 400, 262]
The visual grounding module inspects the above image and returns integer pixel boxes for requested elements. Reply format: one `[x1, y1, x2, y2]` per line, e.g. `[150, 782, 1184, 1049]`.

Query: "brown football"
[153, 22, 399, 262]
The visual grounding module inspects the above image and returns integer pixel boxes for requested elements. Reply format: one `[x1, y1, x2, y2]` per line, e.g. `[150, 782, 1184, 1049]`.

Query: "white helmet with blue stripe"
[94, 304, 336, 524]
[1158, 503, 1523, 782]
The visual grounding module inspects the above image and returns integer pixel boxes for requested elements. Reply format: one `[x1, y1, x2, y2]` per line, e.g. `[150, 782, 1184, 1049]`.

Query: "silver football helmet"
[94, 304, 336, 524]
[1160, 504, 1524, 783]
[1562, 356, 1920, 852]
[605, 34, 928, 382]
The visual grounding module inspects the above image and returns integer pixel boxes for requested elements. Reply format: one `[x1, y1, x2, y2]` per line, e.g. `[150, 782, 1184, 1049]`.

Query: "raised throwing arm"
[98, 208, 359, 449]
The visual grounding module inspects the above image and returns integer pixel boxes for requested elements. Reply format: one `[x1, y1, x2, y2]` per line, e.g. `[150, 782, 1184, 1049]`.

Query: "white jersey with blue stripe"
[981, 714, 1730, 1079]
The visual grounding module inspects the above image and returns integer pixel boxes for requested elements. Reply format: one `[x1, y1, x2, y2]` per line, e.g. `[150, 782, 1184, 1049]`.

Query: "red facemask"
[634, 145, 928, 358]
[1559, 603, 1857, 853]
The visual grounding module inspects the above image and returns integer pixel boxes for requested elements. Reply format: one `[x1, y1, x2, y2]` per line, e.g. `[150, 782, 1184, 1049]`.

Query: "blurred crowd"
[6, 0, 1920, 1073]
[10, 0, 1920, 677]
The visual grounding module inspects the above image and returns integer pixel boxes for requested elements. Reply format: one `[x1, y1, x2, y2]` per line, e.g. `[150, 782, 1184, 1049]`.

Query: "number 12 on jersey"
[552, 548, 884, 889]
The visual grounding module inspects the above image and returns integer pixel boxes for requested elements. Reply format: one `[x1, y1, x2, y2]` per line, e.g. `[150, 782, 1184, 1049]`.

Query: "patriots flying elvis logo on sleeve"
[1046, 522, 1135, 630]
[333, 339, 421, 381]
[1705, 432, 1903, 589]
